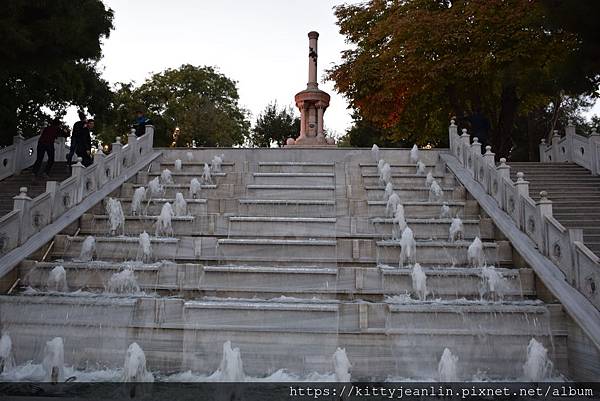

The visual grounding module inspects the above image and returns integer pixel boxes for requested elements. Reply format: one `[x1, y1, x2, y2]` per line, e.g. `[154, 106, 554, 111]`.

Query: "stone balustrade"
[449, 121, 600, 310]
[539, 121, 600, 175]
[0, 126, 155, 256]
[0, 135, 69, 181]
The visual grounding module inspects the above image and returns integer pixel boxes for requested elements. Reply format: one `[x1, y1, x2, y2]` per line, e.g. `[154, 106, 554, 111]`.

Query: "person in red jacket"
[32, 118, 65, 178]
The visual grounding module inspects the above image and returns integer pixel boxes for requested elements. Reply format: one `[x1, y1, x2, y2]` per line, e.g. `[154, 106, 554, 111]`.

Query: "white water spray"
[481, 265, 508, 299]
[384, 182, 394, 200]
[429, 180, 443, 202]
[386, 193, 401, 217]
[47, 265, 68, 292]
[174, 192, 187, 216]
[333, 348, 352, 382]
[217, 341, 245, 382]
[174, 159, 182, 171]
[410, 144, 419, 163]
[0, 333, 15, 373]
[411, 263, 428, 300]
[160, 169, 174, 185]
[189, 178, 202, 199]
[43, 337, 64, 384]
[123, 342, 153, 382]
[155, 202, 174, 237]
[136, 231, 152, 263]
[523, 338, 553, 381]
[392, 204, 407, 241]
[186, 151, 193, 162]
[468, 237, 485, 268]
[416, 160, 426, 175]
[438, 348, 459, 381]
[381, 163, 391, 185]
[448, 217, 464, 242]
[202, 163, 213, 184]
[106, 269, 140, 294]
[425, 171, 434, 188]
[106, 198, 125, 236]
[440, 202, 451, 219]
[131, 187, 146, 216]
[148, 177, 164, 198]
[211, 154, 224, 173]
[399, 227, 416, 267]
[79, 236, 96, 262]
[371, 144, 380, 162]
[377, 159, 385, 176]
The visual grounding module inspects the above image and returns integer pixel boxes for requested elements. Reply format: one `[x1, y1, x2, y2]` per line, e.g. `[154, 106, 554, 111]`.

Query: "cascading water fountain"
[186, 152, 193, 162]
[136, 231, 152, 263]
[448, 216, 464, 242]
[217, 341, 245, 382]
[79, 236, 96, 262]
[155, 202, 174, 237]
[148, 177, 164, 199]
[468, 237, 485, 268]
[481, 265, 508, 300]
[440, 202, 451, 218]
[438, 348, 459, 381]
[411, 263, 428, 300]
[386, 193, 401, 217]
[0, 333, 14, 373]
[202, 163, 213, 184]
[47, 265, 68, 292]
[211, 154, 224, 173]
[381, 163, 392, 186]
[123, 342, 153, 382]
[384, 182, 393, 200]
[131, 187, 146, 216]
[392, 204, 407, 241]
[416, 160, 426, 175]
[410, 144, 419, 164]
[523, 338, 553, 381]
[43, 337, 64, 384]
[332, 348, 351, 382]
[106, 198, 125, 236]
[377, 159, 385, 176]
[371, 144, 380, 162]
[399, 227, 416, 267]
[425, 171, 434, 188]
[174, 192, 187, 216]
[106, 269, 140, 294]
[429, 180, 443, 202]
[174, 159, 182, 171]
[189, 178, 201, 199]
[161, 168, 174, 185]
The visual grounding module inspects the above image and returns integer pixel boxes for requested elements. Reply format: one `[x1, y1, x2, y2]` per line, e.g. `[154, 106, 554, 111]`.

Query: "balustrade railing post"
[71, 158, 85, 204]
[551, 130, 561, 163]
[496, 158, 510, 210]
[565, 120, 576, 162]
[45, 181, 58, 221]
[483, 146, 495, 166]
[515, 172, 529, 230]
[449, 119, 457, 154]
[13, 187, 31, 245]
[55, 137, 67, 162]
[567, 228, 584, 287]
[94, 149, 106, 186]
[12, 135, 25, 175]
[128, 129, 139, 166]
[539, 139, 547, 162]
[589, 127, 600, 175]
[536, 191, 553, 254]
[112, 137, 123, 176]
[460, 129, 470, 166]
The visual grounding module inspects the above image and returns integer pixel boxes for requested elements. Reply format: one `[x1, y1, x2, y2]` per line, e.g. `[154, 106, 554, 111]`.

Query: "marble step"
[246, 184, 335, 200]
[364, 200, 478, 218]
[361, 172, 455, 187]
[126, 183, 233, 199]
[364, 185, 465, 201]
[160, 161, 236, 173]
[252, 172, 335, 186]
[238, 199, 336, 217]
[145, 171, 227, 185]
[90, 198, 208, 216]
[257, 161, 334, 173]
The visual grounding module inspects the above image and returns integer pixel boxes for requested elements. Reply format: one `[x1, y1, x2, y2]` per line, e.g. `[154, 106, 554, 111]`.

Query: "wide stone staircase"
[509, 162, 600, 257]
[0, 163, 71, 216]
[0, 149, 569, 380]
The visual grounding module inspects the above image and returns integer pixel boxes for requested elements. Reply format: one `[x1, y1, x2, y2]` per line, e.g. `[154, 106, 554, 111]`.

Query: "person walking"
[67, 111, 86, 165]
[73, 118, 94, 167]
[32, 118, 65, 178]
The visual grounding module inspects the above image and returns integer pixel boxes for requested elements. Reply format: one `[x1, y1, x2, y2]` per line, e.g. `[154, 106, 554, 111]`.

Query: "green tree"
[250, 102, 300, 147]
[328, 0, 597, 158]
[0, 0, 114, 146]
[101, 65, 251, 148]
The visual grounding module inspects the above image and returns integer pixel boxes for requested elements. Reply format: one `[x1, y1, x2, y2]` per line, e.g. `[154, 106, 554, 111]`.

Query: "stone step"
[365, 200, 479, 218]
[90, 198, 208, 216]
[359, 163, 438, 175]
[127, 183, 232, 199]
[361, 173, 455, 187]
[252, 172, 335, 186]
[20, 261, 533, 301]
[368, 217, 492, 240]
[238, 199, 336, 217]
[216, 238, 338, 262]
[364, 185, 463, 201]
[146, 171, 227, 185]
[160, 161, 236, 173]
[258, 161, 334, 173]
[246, 184, 335, 200]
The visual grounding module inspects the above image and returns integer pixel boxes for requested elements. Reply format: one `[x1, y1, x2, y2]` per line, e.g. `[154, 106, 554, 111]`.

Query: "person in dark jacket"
[133, 111, 150, 137]
[67, 111, 86, 165]
[32, 118, 65, 177]
[72, 119, 94, 167]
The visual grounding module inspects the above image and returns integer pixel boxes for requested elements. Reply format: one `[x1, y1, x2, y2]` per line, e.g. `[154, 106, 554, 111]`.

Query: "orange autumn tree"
[328, 0, 585, 156]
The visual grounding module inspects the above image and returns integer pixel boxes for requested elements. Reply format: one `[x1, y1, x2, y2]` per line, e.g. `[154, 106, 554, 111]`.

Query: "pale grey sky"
[95, 0, 359, 138]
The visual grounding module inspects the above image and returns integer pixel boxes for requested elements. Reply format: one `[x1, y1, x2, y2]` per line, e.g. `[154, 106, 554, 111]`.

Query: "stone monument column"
[287, 31, 335, 147]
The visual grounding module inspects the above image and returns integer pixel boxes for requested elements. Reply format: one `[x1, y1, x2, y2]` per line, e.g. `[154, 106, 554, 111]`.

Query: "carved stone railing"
[539, 121, 600, 175]
[0, 135, 69, 181]
[0, 126, 155, 256]
[448, 120, 600, 309]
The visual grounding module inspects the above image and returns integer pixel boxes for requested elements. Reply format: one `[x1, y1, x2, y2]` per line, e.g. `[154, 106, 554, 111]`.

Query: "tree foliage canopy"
[329, 0, 600, 158]
[250, 102, 300, 147]
[0, 0, 114, 146]
[99, 65, 251, 148]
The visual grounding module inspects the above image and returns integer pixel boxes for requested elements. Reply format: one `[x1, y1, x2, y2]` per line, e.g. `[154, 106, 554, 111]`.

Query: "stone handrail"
[0, 135, 69, 181]
[539, 121, 600, 175]
[448, 121, 600, 310]
[0, 126, 155, 256]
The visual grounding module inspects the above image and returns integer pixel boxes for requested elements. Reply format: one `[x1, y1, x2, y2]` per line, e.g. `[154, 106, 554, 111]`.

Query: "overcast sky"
[94, 0, 359, 138]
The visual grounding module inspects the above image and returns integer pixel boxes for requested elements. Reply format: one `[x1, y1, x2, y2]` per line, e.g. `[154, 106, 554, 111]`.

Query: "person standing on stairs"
[32, 118, 67, 179]
[67, 111, 87, 166]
